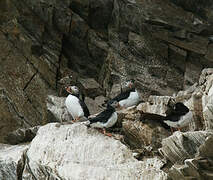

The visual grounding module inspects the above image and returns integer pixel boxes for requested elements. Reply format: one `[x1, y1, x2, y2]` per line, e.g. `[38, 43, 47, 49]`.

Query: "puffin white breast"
[119, 90, 140, 108]
[65, 94, 84, 119]
[90, 112, 118, 129]
[164, 111, 193, 128]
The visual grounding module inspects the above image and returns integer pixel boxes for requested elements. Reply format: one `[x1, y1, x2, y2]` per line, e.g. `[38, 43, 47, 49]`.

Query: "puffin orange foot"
[72, 117, 80, 122]
[104, 132, 112, 137]
[95, 128, 113, 137]
[103, 128, 113, 137]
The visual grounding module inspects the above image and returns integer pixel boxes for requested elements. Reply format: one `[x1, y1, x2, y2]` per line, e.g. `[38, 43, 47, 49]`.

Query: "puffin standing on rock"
[108, 80, 140, 109]
[163, 102, 193, 132]
[86, 101, 119, 137]
[65, 86, 90, 122]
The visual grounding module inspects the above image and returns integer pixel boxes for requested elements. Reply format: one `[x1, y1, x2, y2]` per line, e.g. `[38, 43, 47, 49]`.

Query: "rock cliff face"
[1, 0, 213, 139]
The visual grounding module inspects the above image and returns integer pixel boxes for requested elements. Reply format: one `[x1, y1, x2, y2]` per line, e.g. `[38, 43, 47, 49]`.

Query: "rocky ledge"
[0, 123, 168, 180]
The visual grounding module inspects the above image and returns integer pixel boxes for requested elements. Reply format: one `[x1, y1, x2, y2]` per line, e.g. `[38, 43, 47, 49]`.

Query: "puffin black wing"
[164, 113, 180, 122]
[174, 102, 189, 115]
[140, 113, 170, 130]
[164, 103, 189, 122]
[88, 107, 115, 124]
[108, 88, 135, 105]
[79, 99, 90, 118]
[80, 93, 85, 102]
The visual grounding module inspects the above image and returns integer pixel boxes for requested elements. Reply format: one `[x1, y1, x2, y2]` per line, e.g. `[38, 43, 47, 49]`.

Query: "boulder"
[77, 78, 104, 99]
[21, 123, 168, 180]
[167, 133, 213, 180]
[159, 131, 213, 164]
[199, 134, 213, 158]
[113, 106, 171, 153]
[137, 95, 175, 116]
[4, 126, 40, 145]
[123, 119, 170, 151]
[46, 95, 72, 123]
[0, 143, 29, 180]
[84, 96, 106, 115]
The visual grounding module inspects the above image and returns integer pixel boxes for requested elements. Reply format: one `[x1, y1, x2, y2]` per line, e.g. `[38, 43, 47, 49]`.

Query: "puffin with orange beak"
[65, 86, 90, 122]
[86, 101, 119, 137]
[108, 80, 140, 109]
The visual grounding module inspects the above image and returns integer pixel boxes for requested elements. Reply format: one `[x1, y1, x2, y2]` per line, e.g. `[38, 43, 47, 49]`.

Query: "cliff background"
[1, 0, 213, 141]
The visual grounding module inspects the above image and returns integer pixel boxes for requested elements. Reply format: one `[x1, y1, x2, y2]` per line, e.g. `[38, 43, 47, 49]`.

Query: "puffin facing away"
[108, 80, 140, 109]
[87, 101, 119, 136]
[163, 102, 193, 131]
[65, 86, 90, 122]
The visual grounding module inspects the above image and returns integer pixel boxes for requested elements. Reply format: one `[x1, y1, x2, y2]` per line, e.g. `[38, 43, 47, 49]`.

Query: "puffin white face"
[66, 86, 79, 95]
[125, 80, 134, 89]
[70, 86, 79, 95]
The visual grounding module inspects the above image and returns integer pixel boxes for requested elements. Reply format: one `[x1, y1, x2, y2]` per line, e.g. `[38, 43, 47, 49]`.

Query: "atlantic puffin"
[108, 80, 140, 109]
[87, 101, 119, 136]
[65, 86, 90, 121]
[163, 102, 193, 131]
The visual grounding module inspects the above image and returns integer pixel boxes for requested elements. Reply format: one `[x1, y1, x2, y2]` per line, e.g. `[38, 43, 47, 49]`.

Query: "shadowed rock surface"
[4, 126, 40, 145]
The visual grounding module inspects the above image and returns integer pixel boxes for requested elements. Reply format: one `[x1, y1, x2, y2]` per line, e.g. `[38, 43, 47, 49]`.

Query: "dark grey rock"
[4, 126, 40, 145]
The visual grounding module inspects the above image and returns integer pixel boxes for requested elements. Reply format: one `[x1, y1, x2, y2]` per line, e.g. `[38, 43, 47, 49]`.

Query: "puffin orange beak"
[66, 86, 72, 94]
[129, 82, 133, 88]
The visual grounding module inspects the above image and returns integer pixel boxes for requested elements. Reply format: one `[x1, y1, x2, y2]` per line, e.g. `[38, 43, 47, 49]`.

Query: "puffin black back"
[174, 102, 189, 115]
[164, 102, 189, 122]
[89, 104, 115, 124]
[107, 88, 135, 105]
[71, 92, 85, 102]
[79, 99, 90, 118]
